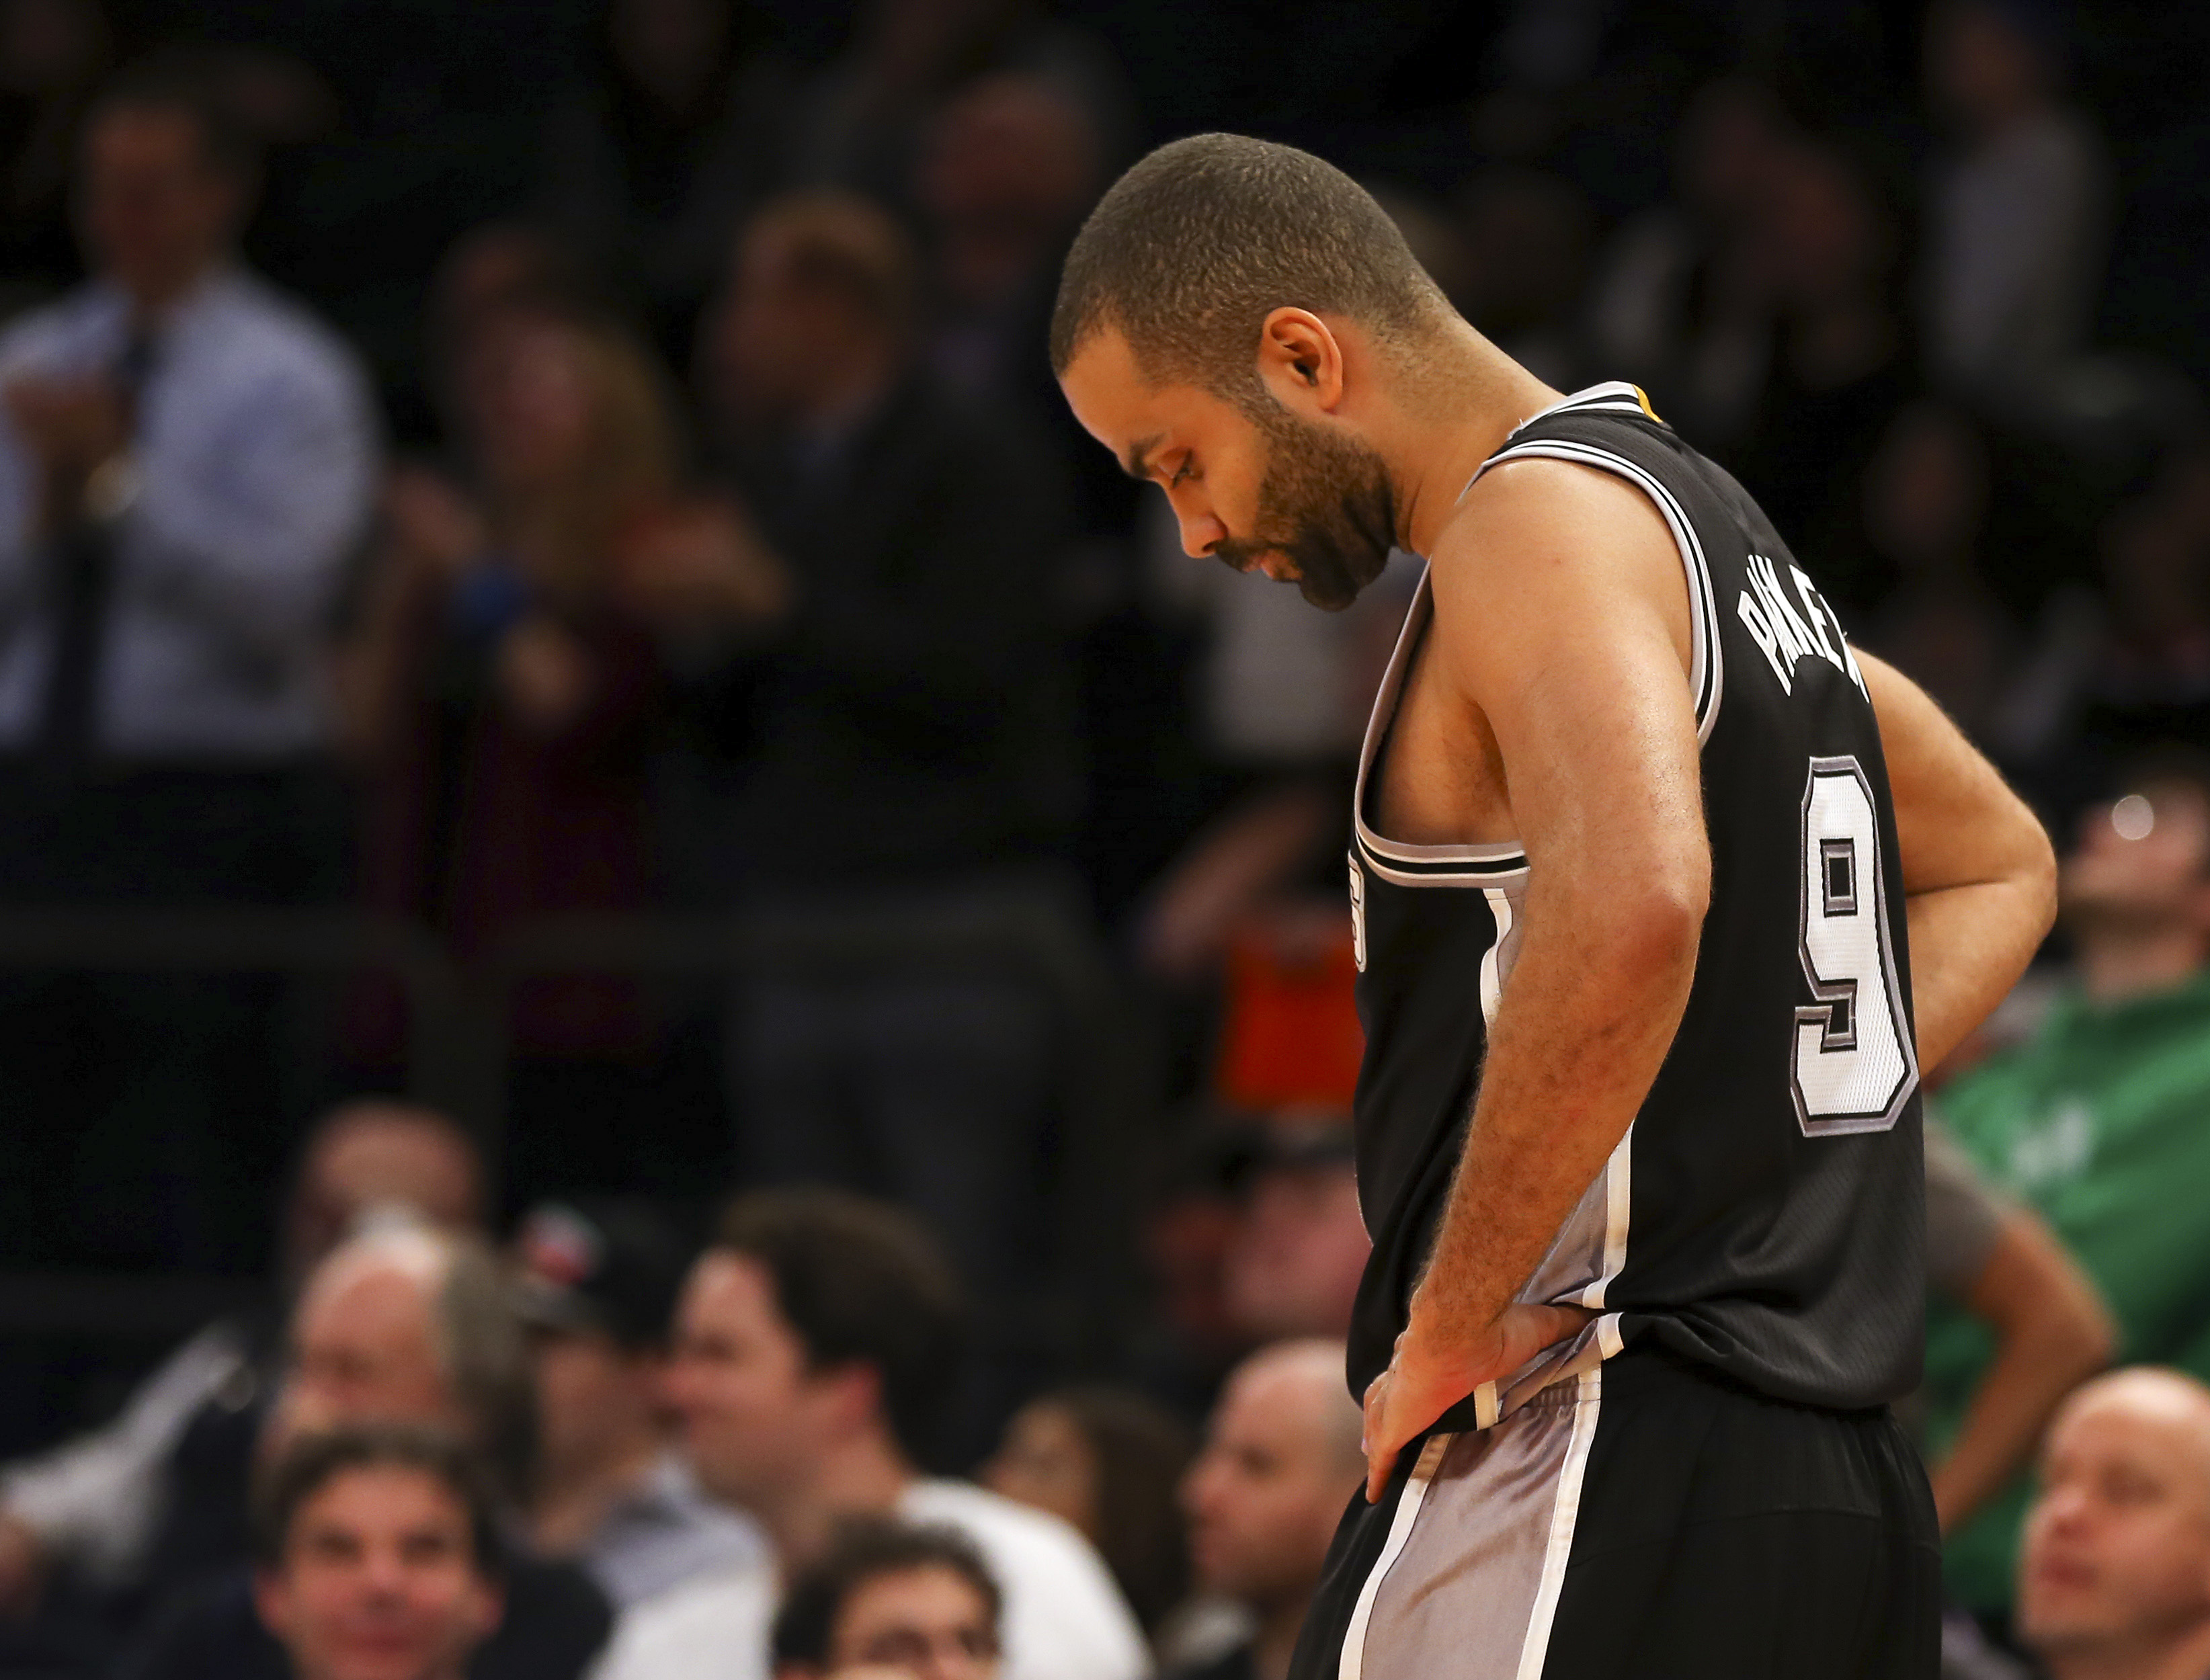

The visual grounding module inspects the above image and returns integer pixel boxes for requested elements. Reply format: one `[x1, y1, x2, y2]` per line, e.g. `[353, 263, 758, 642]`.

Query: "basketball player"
[1051, 136, 2056, 1679]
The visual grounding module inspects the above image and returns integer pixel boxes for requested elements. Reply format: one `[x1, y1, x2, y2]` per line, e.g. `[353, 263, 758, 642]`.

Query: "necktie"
[41, 329, 155, 769]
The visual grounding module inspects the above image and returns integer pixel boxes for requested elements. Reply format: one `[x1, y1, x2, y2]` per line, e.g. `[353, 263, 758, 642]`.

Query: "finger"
[1364, 1433, 1398, 1505]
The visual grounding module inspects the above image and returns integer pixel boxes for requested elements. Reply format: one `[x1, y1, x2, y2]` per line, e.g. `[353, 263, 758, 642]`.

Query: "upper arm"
[1858, 650, 2056, 902]
[1428, 458, 1711, 916]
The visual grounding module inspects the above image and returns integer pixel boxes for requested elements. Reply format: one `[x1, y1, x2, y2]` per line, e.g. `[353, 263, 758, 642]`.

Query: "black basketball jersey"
[1347, 382, 1924, 1416]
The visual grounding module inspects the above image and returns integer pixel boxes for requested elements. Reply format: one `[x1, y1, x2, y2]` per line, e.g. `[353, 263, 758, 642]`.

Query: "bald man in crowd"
[2015, 1368, 2210, 1680]
[127, 1222, 612, 1679]
[1172, 1341, 1366, 1680]
[0, 1101, 481, 1651]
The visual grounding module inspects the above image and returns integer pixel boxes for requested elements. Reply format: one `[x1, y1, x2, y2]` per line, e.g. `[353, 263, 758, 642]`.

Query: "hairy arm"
[1860, 652, 2057, 1069]
[1363, 462, 1709, 1499]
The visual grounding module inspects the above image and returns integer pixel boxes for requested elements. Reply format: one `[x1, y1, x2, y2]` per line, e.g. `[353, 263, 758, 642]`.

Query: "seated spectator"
[2015, 1368, 2210, 1680]
[1921, 0, 2108, 398]
[537, 0, 792, 366]
[979, 1386, 1192, 1637]
[696, 191, 1081, 1322]
[772, 1520, 1002, 1680]
[125, 1224, 612, 1679]
[0, 1101, 481, 1654]
[1167, 1340, 1362, 1680]
[1926, 749, 2210, 1615]
[594, 1188, 1146, 1680]
[251, 1426, 504, 1680]
[1918, 1118, 2114, 1535]
[512, 1199, 762, 1607]
[0, 58, 378, 1275]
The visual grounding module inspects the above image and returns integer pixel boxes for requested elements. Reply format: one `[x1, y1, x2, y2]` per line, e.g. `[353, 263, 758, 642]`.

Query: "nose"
[1170, 497, 1226, 560]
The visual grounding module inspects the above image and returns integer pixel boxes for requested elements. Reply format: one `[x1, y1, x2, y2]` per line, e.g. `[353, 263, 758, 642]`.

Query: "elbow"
[1591, 871, 1709, 991]
[2021, 823, 2060, 944]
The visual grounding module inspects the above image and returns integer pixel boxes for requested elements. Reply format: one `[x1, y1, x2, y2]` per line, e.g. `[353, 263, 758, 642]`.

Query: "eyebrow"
[1120, 433, 1165, 482]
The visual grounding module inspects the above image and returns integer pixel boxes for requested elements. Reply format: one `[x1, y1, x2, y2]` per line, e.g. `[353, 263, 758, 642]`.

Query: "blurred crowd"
[7, 0, 2210, 1676]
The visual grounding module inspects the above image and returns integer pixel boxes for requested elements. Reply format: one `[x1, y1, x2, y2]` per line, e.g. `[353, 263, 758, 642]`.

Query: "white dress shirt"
[0, 266, 377, 759]
[591, 1477, 1150, 1680]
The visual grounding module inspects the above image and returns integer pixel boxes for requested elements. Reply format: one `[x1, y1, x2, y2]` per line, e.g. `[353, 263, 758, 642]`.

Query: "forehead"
[298, 1464, 466, 1536]
[86, 105, 208, 168]
[842, 1563, 989, 1629]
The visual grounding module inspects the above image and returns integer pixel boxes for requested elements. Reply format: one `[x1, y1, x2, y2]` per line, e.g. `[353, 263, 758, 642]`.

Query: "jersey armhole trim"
[1476, 439, 1725, 746]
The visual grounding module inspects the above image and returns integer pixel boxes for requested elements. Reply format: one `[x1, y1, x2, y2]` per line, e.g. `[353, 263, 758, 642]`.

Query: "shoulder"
[199, 273, 370, 405]
[0, 286, 110, 374]
[900, 1478, 1100, 1572]
[899, 1481, 1145, 1669]
[600, 1556, 773, 1656]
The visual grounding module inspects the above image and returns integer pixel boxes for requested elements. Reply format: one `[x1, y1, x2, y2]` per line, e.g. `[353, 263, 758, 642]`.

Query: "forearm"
[1411, 888, 1701, 1340]
[1906, 876, 2053, 1072]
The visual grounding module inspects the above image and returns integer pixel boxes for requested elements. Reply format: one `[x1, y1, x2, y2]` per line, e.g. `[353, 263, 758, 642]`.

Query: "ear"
[814, 1359, 887, 1441]
[1256, 308, 1348, 416]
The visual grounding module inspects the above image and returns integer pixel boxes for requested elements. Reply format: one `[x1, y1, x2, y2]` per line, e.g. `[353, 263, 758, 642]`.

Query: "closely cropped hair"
[715, 1189, 967, 1466]
[771, 1519, 1001, 1669]
[744, 191, 918, 339]
[253, 1423, 503, 1579]
[1050, 133, 1452, 399]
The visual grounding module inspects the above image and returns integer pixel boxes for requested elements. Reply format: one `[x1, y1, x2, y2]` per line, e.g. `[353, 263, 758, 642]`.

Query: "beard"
[1212, 402, 1399, 611]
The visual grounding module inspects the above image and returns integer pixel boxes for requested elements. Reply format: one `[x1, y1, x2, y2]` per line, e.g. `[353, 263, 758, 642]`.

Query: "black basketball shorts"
[1289, 1345, 1940, 1680]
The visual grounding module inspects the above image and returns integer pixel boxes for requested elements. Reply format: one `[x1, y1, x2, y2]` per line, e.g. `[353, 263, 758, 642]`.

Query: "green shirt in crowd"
[1924, 967, 2210, 1612]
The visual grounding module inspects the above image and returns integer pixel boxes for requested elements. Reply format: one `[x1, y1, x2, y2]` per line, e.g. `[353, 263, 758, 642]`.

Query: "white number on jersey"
[1793, 755, 1919, 1136]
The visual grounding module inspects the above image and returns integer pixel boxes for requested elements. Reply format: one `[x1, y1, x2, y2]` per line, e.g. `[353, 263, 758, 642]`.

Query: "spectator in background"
[1927, 751, 2210, 1618]
[512, 1198, 762, 1609]
[342, 298, 781, 1195]
[695, 192, 1081, 1318]
[1728, 133, 1918, 586]
[1217, 1124, 1368, 1349]
[1584, 75, 1793, 453]
[981, 1386, 1193, 1638]
[127, 1224, 612, 1680]
[2014, 1368, 2210, 1680]
[1168, 1340, 1362, 1680]
[0, 0, 110, 308]
[1919, 1118, 2113, 1536]
[790, 0, 1129, 216]
[538, 0, 792, 366]
[0, 60, 378, 1275]
[251, 1427, 505, 1680]
[1453, 166, 1594, 394]
[0, 1102, 482, 1646]
[1922, 0, 2108, 398]
[772, 1521, 1003, 1680]
[1858, 402, 2017, 737]
[596, 1189, 1146, 1680]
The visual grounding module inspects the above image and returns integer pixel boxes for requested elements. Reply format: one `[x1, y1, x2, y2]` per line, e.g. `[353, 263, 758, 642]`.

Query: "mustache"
[1213, 474, 1397, 611]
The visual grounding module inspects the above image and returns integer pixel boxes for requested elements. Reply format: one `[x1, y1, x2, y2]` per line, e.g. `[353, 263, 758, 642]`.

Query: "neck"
[532, 1428, 663, 1556]
[2045, 1618, 2210, 1680]
[1251, 1591, 1316, 1680]
[2077, 925, 2208, 1006]
[753, 1430, 915, 1572]
[118, 252, 222, 325]
[1388, 323, 1564, 558]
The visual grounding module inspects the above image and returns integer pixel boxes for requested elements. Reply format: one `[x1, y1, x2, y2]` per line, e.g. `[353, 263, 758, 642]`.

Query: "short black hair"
[1049, 132, 1450, 398]
[714, 1189, 967, 1466]
[87, 57, 260, 183]
[253, 1424, 503, 1581]
[771, 1519, 1001, 1669]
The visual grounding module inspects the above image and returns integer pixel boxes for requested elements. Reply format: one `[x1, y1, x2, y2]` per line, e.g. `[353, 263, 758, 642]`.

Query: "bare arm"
[1363, 462, 1709, 1497]
[1930, 1206, 2115, 1532]
[1859, 653, 2057, 1069]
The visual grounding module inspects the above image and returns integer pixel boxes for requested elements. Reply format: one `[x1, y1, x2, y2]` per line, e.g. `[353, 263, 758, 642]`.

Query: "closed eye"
[1170, 456, 1193, 488]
